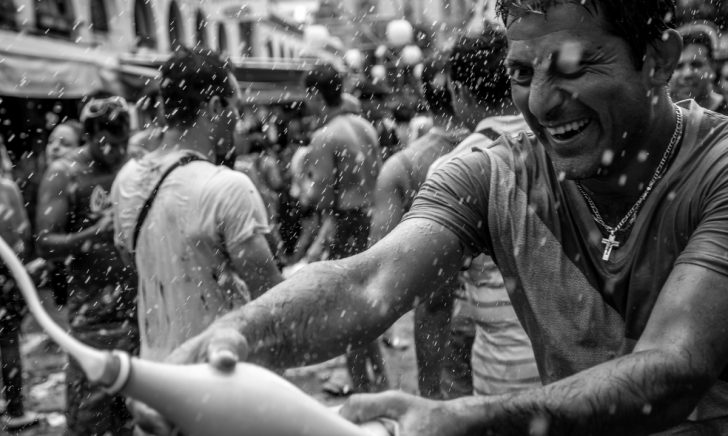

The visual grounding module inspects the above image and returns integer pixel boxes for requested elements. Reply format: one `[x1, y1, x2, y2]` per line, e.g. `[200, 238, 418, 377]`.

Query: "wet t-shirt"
[112, 150, 269, 361]
[405, 100, 728, 422]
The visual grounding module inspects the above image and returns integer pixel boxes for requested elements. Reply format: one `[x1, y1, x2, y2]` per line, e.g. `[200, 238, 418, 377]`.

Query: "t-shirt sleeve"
[404, 149, 493, 255]
[676, 165, 728, 276]
[204, 169, 270, 250]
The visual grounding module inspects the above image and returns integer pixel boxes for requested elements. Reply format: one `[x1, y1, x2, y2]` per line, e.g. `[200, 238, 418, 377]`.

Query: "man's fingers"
[128, 399, 175, 436]
[206, 327, 249, 371]
[339, 392, 405, 424]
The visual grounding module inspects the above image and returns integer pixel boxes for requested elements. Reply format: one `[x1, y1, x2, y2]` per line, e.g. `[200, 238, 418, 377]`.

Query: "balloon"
[371, 64, 387, 81]
[304, 25, 330, 49]
[400, 45, 423, 66]
[386, 19, 413, 46]
[345, 49, 364, 69]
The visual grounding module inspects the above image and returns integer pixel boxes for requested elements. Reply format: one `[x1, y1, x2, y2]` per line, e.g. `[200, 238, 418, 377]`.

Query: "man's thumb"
[206, 328, 249, 371]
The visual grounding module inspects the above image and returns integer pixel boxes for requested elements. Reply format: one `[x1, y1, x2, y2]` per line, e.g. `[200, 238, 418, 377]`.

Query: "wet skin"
[505, 3, 677, 190]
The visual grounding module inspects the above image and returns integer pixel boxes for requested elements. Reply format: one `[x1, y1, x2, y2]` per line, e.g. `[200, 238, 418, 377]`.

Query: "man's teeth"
[546, 119, 590, 136]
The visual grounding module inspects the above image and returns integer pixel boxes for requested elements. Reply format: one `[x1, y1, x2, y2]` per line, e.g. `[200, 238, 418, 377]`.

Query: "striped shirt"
[432, 116, 540, 396]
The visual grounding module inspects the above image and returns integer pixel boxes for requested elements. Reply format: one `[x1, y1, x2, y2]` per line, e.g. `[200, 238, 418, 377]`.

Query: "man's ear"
[206, 95, 225, 119]
[643, 29, 682, 86]
[447, 78, 466, 107]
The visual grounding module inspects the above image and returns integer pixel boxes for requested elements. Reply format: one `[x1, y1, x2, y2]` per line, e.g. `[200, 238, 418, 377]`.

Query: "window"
[266, 39, 274, 58]
[90, 0, 109, 33]
[134, 0, 156, 49]
[217, 23, 228, 54]
[195, 10, 207, 47]
[168, 1, 184, 50]
[35, 0, 75, 37]
[0, 0, 17, 31]
[239, 22, 253, 57]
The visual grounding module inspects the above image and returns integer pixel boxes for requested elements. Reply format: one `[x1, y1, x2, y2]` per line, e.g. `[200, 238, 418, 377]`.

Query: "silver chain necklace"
[576, 106, 683, 261]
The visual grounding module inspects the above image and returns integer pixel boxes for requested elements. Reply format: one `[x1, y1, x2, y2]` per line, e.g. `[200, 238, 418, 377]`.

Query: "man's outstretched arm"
[343, 262, 728, 435]
[167, 218, 465, 370]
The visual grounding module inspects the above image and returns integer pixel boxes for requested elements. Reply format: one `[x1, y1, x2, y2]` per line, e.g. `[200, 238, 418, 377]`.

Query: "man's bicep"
[364, 217, 467, 306]
[228, 233, 282, 300]
[636, 263, 728, 379]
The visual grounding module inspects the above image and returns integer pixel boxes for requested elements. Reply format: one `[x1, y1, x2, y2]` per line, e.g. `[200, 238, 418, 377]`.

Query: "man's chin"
[550, 156, 600, 181]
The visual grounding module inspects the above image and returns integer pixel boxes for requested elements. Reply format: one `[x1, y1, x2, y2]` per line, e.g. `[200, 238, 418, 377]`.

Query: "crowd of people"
[3, 0, 728, 435]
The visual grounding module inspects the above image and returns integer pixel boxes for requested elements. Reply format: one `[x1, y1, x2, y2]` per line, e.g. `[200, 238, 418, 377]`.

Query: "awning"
[0, 31, 123, 99]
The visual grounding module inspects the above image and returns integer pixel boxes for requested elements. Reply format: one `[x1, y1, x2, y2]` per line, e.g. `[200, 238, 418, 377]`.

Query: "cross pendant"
[601, 232, 620, 261]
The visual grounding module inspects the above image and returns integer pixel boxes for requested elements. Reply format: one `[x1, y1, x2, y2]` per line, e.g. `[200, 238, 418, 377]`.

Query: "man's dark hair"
[449, 26, 511, 110]
[682, 32, 715, 61]
[81, 97, 131, 139]
[421, 55, 454, 117]
[304, 64, 343, 107]
[496, 0, 676, 68]
[160, 46, 234, 128]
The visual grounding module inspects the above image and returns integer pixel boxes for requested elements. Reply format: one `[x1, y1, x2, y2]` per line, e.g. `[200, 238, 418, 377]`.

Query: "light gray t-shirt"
[112, 150, 269, 361]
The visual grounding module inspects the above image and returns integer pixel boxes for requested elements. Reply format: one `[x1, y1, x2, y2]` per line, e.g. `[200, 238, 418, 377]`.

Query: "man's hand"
[164, 325, 250, 371]
[127, 398, 177, 436]
[339, 391, 467, 436]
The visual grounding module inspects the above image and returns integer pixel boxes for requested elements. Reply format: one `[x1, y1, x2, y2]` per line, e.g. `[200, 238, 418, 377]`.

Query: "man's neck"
[157, 126, 214, 161]
[432, 113, 467, 132]
[579, 96, 679, 209]
[317, 105, 346, 128]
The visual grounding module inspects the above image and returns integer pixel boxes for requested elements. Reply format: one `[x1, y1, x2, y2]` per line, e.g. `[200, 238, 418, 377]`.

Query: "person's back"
[114, 150, 267, 360]
[300, 65, 385, 393]
[314, 113, 380, 212]
[112, 48, 281, 367]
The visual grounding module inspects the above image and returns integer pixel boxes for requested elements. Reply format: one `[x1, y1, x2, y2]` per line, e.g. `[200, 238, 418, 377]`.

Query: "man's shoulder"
[203, 165, 257, 193]
[0, 176, 20, 196]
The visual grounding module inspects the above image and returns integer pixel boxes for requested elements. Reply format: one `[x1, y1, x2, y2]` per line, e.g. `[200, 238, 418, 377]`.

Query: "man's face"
[670, 43, 714, 102]
[89, 130, 128, 168]
[47, 125, 80, 163]
[506, 3, 652, 179]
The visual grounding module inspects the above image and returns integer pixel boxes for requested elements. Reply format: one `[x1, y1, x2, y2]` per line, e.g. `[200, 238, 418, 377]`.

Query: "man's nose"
[529, 75, 567, 123]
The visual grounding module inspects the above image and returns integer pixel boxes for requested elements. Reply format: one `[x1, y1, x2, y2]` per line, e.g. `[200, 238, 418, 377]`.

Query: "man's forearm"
[450, 349, 712, 435]
[37, 226, 107, 259]
[215, 256, 415, 369]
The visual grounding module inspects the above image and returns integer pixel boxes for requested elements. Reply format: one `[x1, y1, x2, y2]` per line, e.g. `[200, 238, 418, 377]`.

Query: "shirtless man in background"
[298, 64, 386, 394]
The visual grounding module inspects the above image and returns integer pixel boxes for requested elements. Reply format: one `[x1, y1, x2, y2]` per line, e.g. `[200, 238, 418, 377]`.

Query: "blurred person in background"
[354, 80, 400, 161]
[45, 120, 83, 165]
[36, 95, 138, 435]
[41, 120, 84, 307]
[111, 48, 282, 434]
[367, 54, 471, 398]
[300, 64, 387, 394]
[0, 136, 40, 431]
[669, 29, 728, 114]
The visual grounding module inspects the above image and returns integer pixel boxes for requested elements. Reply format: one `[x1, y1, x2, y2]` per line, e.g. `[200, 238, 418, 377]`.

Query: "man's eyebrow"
[505, 57, 532, 67]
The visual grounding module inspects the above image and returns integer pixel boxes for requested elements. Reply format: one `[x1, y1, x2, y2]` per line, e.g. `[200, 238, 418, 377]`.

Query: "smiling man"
[669, 28, 728, 114]
[156, 1, 728, 435]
